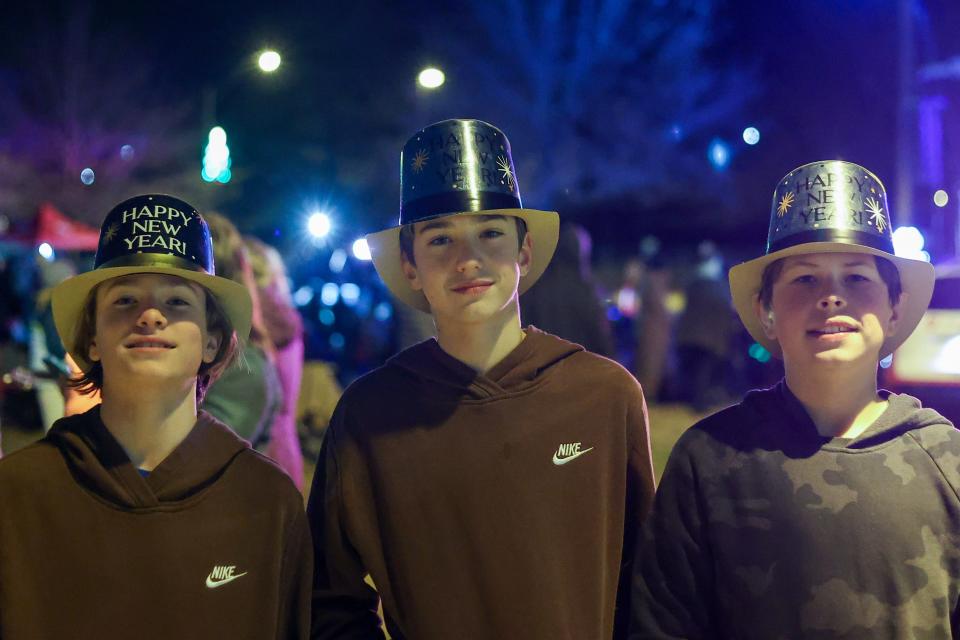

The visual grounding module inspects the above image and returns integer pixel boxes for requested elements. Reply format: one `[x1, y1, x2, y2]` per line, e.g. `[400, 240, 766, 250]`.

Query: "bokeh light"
[417, 67, 445, 89]
[308, 212, 332, 238]
[742, 126, 760, 145]
[934, 189, 949, 207]
[258, 50, 282, 73]
[352, 238, 372, 260]
[708, 139, 730, 170]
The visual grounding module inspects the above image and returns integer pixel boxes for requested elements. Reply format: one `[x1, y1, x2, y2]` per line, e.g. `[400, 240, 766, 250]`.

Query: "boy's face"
[756, 252, 901, 367]
[401, 214, 532, 325]
[88, 273, 221, 387]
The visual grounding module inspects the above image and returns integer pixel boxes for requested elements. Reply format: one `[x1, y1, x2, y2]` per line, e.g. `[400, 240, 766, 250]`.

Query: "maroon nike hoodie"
[0, 407, 311, 639]
[309, 328, 656, 639]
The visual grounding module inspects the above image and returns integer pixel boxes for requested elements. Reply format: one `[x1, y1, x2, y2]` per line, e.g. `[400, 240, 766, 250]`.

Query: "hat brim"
[729, 242, 935, 360]
[366, 208, 560, 312]
[51, 265, 253, 372]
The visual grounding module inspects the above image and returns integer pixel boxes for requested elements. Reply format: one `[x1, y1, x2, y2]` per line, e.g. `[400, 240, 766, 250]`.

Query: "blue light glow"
[742, 127, 760, 145]
[708, 139, 730, 170]
[320, 282, 339, 306]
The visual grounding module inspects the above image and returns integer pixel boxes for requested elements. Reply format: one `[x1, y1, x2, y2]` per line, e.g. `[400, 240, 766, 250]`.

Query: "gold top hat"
[728, 161, 935, 359]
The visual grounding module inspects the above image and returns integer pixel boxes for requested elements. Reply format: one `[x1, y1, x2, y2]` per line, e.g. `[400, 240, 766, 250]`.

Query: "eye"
[113, 295, 136, 306]
[167, 296, 191, 306]
[481, 228, 505, 239]
[791, 274, 815, 284]
[846, 273, 871, 283]
[427, 235, 451, 246]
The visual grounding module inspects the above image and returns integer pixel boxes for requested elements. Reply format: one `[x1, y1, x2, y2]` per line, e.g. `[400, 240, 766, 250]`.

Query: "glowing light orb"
[352, 238, 372, 260]
[308, 212, 332, 239]
[80, 168, 95, 185]
[742, 127, 760, 145]
[417, 67, 445, 89]
[934, 190, 949, 207]
[258, 50, 282, 73]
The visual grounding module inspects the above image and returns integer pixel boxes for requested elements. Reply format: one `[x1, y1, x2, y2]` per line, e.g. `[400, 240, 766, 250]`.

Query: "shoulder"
[228, 448, 305, 507]
[667, 401, 752, 467]
[0, 440, 65, 493]
[563, 349, 642, 391]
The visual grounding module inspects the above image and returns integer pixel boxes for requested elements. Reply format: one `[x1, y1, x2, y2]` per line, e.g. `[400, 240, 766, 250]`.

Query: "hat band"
[97, 253, 212, 274]
[767, 229, 893, 255]
[400, 190, 522, 225]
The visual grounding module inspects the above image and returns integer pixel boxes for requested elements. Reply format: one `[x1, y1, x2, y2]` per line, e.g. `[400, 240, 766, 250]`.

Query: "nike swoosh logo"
[552, 447, 594, 466]
[205, 572, 248, 589]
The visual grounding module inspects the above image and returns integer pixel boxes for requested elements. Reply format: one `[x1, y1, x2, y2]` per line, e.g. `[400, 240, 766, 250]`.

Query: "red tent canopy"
[34, 203, 100, 251]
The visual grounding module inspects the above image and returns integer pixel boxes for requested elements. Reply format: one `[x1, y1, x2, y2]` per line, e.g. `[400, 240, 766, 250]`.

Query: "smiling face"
[401, 214, 532, 326]
[88, 273, 222, 390]
[756, 252, 902, 369]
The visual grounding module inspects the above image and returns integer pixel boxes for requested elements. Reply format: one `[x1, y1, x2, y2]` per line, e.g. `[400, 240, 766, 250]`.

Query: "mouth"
[451, 279, 494, 295]
[807, 320, 859, 338]
[125, 338, 176, 350]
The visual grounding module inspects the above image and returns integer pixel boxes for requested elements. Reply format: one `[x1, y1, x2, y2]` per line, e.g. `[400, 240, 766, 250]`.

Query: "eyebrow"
[416, 214, 508, 235]
[785, 259, 871, 269]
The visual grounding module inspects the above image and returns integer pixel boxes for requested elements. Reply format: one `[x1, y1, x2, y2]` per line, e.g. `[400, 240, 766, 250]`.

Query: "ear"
[885, 291, 907, 338]
[88, 340, 101, 363]
[202, 330, 222, 364]
[753, 297, 778, 341]
[401, 255, 423, 292]
[518, 231, 533, 278]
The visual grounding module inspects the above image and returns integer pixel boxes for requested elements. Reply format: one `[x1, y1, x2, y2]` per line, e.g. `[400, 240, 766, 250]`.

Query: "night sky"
[2, 0, 958, 259]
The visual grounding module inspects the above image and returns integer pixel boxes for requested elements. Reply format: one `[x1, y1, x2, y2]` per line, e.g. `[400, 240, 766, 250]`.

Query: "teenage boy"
[308, 119, 656, 639]
[0, 195, 311, 639]
[630, 161, 958, 638]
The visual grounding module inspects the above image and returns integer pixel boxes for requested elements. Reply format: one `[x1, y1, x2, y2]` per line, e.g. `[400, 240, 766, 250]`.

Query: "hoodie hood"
[46, 405, 249, 509]
[387, 326, 583, 401]
[744, 379, 950, 449]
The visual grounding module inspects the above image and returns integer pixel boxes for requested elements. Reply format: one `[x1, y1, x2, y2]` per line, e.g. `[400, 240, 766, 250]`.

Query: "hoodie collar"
[752, 380, 949, 450]
[388, 326, 583, 400]
[47, 406, 248, 509]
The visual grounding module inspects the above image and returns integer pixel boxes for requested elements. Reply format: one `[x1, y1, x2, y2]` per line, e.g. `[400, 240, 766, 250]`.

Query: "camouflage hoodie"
[631, 381, 960, 639]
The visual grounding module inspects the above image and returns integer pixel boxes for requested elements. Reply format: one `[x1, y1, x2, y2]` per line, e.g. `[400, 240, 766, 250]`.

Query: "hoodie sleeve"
[307, 411, 386, 640]
[276, 504, 313, 639]
[629, 430, 721, 639]
[614, 377, 657, 639]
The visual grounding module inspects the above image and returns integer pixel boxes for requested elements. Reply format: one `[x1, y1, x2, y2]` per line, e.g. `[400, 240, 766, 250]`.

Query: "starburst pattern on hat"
[411, 149, 429, 173]
[103, 223, 120, 244]
[497, 155, 514, 191]
[777, 192, 795, 217]
[865, 197, 886, 232]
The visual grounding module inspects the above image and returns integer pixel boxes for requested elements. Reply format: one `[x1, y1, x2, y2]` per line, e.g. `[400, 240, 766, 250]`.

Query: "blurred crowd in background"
[1, 210, 788, 486]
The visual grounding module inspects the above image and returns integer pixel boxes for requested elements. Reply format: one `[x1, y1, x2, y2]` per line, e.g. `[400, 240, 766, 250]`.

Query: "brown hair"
[758, 255, 903, 310]
[68, 282, 239, 402]
[399, 215, 528, 266]
[205, 211, 273, 355]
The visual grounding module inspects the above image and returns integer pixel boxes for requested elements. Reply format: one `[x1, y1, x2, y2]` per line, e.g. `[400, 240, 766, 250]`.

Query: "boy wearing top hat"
[0, 195, 311, 640]
[630, 161, 960, 638]
[308, 119, 656, 639]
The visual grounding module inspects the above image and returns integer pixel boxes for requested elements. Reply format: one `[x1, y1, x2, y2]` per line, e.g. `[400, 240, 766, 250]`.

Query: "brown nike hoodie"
[309, 328, 656, 640]
[0, 407, 311, 640]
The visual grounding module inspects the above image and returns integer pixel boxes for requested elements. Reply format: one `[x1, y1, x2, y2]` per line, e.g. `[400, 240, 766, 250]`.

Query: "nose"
[136, 305, 168, 329]
[455, 237, 483, 273]
[818, 292, 847, 310]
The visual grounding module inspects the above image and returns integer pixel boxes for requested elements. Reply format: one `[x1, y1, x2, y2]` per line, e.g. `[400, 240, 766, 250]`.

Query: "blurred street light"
[308, 211, 332, 238]
[257, 50, 282, 73]
[417, 67, 445, 89]
[934, 189, 949, 207]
